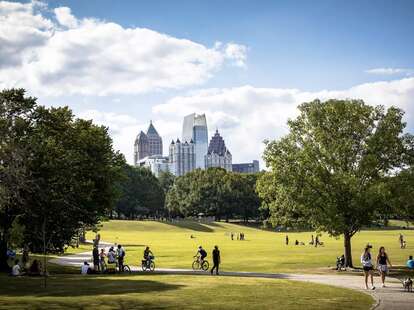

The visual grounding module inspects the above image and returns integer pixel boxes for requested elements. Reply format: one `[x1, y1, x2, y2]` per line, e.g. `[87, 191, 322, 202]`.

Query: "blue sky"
[1, 0, 414, 165]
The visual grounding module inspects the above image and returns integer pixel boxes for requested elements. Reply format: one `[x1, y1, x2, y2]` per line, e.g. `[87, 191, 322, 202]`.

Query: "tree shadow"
[0, 274, 183, 297]
[160, 220, 214, 232]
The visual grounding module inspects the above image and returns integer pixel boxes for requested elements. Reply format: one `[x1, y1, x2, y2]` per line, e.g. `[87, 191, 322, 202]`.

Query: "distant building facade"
[137, 155, 170, 177]
[232, 160, 260, 173]
[169, 139, 196, 176]
[205, 130, 232, 171]
[134, 121, 163, 166]
[182, 113, 208, 169]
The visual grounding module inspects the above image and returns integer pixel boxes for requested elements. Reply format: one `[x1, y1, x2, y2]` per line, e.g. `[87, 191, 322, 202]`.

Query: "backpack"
[200, 249, 207, 257]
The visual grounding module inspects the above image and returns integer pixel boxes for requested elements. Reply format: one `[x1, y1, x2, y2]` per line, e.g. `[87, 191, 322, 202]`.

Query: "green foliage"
[158, 171, 175, 194]
[115, 165, 165, 218]
[9, 217, 25, 249]
[0, 89, 125, 259]
[258, 99, 413, 266]
[166, 168, 260, 220]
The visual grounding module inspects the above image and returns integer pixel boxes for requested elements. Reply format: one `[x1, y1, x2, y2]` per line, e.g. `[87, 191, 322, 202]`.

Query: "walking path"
[50, 244, 414, 310]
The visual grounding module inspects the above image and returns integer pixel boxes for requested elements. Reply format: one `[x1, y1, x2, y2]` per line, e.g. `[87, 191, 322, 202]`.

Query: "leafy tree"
[258, 99, 413, 267]
[115, 165, 165, 218]
[158, 171, 175, 194]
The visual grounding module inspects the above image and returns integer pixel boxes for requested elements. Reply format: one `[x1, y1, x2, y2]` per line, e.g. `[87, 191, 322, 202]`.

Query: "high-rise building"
[169, 139, 196, 176]
[205, 130, 232, 171]
[134, 121, 163, 166]
[232, 160, 260, 173]
[137, 155, 170, 177]
[182, 113, 208, 169]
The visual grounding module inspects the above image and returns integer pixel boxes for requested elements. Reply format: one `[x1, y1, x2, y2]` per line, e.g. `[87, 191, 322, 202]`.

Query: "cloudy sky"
[1, 0, 414, 167]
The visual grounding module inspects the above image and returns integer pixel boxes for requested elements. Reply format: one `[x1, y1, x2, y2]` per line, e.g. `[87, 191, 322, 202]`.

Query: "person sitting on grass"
[407, 256, 414, 269]
[81, 261, 91, 275]
[28, 259, 41, 276]
[11, 260, 24, 276]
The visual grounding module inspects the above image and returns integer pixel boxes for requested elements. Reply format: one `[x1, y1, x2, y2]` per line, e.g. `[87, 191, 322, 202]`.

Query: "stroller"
[336, 255, 345, 271]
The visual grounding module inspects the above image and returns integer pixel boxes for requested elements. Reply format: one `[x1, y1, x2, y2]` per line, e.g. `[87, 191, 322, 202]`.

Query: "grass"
[0, 273, 373, 310]
[81, 220, 414, 274]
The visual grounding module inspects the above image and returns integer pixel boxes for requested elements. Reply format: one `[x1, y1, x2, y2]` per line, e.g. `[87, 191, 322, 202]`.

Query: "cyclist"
[194, 246, 207, 264]
[143, 246, 154, 267]
[117, 244, 126, 272]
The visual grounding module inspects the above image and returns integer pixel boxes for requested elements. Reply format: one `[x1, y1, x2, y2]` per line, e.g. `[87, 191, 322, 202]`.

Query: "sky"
[1, 0, 414, 167]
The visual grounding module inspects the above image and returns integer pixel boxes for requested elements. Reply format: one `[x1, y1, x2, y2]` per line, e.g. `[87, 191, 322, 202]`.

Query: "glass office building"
[182, 113, 208, 169]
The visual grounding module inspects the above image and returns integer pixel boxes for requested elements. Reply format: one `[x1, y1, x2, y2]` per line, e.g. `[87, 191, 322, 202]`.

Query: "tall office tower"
[205, 129, 232, 171]
[146, 121, 163, 156]
[134, 131, 149, 165]
[182, 113, 208, 169]
[169, 139, 196, 176]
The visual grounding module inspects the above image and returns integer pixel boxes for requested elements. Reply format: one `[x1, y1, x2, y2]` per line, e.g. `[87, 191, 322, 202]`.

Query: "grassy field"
[83, 220, 414, 273]
[0, 273, 373, 310]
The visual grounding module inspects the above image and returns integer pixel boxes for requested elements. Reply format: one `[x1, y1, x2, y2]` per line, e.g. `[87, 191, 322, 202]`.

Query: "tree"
[258, 99, 413, 267]
[115, 165, 165, 218]
[158, 171, 175, 195]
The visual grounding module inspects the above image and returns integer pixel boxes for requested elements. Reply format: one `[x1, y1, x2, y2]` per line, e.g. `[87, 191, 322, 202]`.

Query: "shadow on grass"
[160, 220, 214, 232]
[0, 274, 183, 297]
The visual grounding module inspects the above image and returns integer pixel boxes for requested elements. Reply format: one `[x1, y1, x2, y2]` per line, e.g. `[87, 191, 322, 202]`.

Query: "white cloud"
[0, 1, 247, 96]
[365, 67, 412, 76]
[152, 78, 414, 167]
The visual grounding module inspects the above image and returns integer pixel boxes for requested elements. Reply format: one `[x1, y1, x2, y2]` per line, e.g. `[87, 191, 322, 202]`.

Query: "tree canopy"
[258, 99, 413, 267]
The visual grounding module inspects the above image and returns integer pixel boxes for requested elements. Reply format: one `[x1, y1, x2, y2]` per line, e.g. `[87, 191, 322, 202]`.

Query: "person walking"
[377, 246, 392, 287]
[211, 245, 220, 275]
[361, 245, 375, 290]
[285, 235, 289, 245]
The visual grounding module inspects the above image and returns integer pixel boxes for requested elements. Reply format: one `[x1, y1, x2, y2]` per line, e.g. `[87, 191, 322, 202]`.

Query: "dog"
[403, 278, 413, 292]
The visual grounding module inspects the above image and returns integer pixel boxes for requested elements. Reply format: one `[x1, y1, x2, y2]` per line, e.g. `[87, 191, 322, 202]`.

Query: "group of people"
[195, 245, 221, 275]
[230, 232, 245, 241]
[285, 235, 323, 247]
[11, 259, 42, 277]
[85, 244, 126, 274]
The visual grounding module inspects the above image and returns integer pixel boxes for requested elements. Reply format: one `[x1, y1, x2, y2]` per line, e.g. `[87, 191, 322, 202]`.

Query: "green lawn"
[0, 274, 373, 310]
[83, 220, 414, 273]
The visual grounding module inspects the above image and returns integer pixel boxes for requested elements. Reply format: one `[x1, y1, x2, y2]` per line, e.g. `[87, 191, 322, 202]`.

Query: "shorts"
[378, 264, 388, 273]
[363, 265, 373, 271]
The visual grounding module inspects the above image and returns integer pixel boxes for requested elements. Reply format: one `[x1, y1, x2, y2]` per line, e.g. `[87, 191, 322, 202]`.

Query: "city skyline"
[1, 1, 413, 168]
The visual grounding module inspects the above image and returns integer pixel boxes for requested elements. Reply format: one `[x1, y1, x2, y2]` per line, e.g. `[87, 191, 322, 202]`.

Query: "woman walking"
[377, 247, 392, 287]
[361, 245, 375, 290]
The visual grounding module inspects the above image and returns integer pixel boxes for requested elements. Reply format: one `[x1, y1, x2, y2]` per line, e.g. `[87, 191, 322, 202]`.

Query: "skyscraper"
[169, 139, 196, 176]
[182, 113, 208, 169]
[134, 121, 163, 166]
[205, 129, 232, 171]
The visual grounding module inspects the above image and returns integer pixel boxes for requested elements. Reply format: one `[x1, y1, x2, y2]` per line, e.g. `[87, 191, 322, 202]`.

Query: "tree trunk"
[344, 232, 353, 268]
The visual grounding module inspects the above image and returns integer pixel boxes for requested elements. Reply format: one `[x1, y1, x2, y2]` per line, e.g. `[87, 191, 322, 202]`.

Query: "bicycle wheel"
[123, 265, 131, 273]
[201, 261, 209, 271]
[192, 260, 200, 271]
[142, 262, 147, 271]
[149, 261, 155, 272]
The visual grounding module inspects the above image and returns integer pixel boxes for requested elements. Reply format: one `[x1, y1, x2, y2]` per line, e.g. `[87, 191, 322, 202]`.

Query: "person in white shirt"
[107, 247, 116, 264]
[12, 260, 22, 276]
[361, 245, 375, 290]
[81, 261, 90, 275]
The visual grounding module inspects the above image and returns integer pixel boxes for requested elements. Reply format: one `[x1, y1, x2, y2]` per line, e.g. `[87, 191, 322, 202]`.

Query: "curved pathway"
[50, 245, 414, 310]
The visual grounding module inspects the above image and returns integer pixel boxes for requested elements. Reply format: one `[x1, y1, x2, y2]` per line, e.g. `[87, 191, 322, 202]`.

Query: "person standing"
[376, 246, 392, 287]
[211, 245, 220, 275]
[92, 246, 100, 271]
[361, 245, 375, 290]
[285, 235, 289, 245]
[117, 244, 126, 272]
[315, 235, 319, 247]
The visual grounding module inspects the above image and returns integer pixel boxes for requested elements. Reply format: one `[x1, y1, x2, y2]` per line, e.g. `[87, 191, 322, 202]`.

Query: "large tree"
[258, 99, 413, 267]
[0, 89, 124, 268]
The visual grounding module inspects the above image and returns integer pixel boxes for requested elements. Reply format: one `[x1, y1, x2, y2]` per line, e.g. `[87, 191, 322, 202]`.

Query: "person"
[285, 235, 289, 245]
[22, 246, 29, 268]
[28, 259, 41, 276]
[376, 247, 392, 287]
[211, 245, 220, 275]
[107, 246, 116, 264]
[195, 246, 207, 264]
[310, 235, 314, 245]
[295, 240, 299, 246]
[143, 246, 154, 267]
[81, 261, 90, 275]
[11, 260, 23, 276]
[99, 248, 107, 271]
[117, 244, 125, 272]
[407, 255, 414, 269]
[361, 245, 375, 290]
[93, 246, 100, 271]
[315, 235, 319, 247]
[399, 234, 405, 249]
[231, 232, 234, 240]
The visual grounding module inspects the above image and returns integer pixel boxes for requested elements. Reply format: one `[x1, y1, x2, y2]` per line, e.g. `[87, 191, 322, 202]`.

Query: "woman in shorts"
[361, 245, 375, 290]
[376, 246, 392, 287]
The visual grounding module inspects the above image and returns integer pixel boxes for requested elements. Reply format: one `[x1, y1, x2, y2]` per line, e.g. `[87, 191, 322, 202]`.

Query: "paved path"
[50, 245, 414, 310]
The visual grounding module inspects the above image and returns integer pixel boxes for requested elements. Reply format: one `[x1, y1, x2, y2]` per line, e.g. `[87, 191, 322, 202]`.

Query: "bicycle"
[142, 256, 155, 272]
[192, 256, 209, 271]
[117, 261, 131, 274]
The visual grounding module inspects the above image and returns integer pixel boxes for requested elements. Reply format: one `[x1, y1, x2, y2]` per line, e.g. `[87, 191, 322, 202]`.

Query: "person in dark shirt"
[211, 245, 220, 275]
[92, 246, 100, 271]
